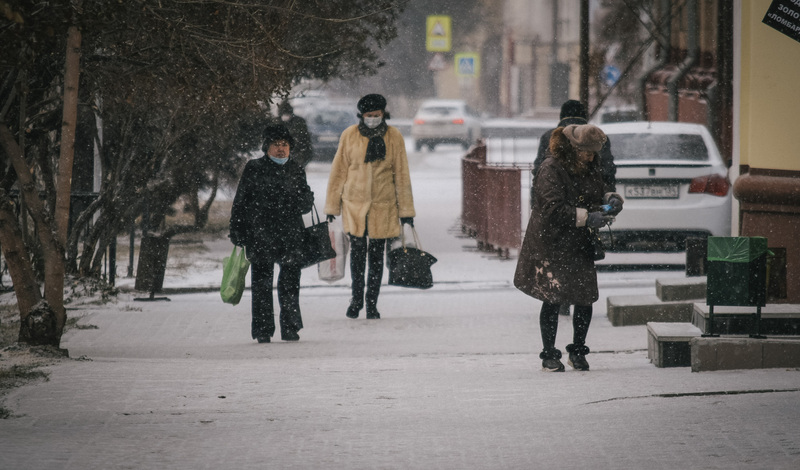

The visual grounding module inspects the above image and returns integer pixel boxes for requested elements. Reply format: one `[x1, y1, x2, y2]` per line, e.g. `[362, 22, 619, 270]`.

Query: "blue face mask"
[269, 155, 289, 165]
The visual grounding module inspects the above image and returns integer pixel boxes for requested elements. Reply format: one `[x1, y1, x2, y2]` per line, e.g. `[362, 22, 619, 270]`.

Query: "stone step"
[656, 276, 707, 302]
[692, 303, 800, 335]
[691, 337, 800, 371]
[647, 322, 703, 367]
[606, 295, 694, 326]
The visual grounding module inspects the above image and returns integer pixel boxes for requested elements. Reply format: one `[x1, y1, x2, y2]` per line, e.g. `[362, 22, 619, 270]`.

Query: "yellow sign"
[455, 53, 480, 77]
[426, 16, 451, 52]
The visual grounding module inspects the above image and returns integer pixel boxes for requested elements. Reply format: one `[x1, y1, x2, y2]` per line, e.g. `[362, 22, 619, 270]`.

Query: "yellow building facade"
[734, 0, 800, 302]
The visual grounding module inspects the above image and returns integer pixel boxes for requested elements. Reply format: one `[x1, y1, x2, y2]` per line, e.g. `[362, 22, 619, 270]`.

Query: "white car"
[599, 122, 732, 250]
[412, 99, 482, 151]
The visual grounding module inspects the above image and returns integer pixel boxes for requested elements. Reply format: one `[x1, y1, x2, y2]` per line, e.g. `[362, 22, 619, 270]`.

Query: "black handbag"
[387, 226, 437, 289]
[299, 204, 336, 269]
[587, 227, 605, 261]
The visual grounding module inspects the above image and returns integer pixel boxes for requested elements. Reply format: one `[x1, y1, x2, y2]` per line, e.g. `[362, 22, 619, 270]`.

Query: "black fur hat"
[262, 123, 294, 151]
[357, 94, 387, 114]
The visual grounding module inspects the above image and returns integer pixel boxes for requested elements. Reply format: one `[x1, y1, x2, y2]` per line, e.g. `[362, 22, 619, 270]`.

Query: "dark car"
[305, 105, 359, 162]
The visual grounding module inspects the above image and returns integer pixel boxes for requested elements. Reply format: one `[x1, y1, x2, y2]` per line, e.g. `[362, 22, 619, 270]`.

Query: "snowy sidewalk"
[2, 149, 800, 469]
[2, 284, 800, 469]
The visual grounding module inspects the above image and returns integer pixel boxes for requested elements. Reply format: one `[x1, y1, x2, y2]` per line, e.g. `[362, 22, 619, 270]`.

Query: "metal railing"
[461, 139, 529, 258]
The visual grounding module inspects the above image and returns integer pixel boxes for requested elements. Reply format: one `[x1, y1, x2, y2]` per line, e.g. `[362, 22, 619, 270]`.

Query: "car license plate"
[624, 184, 679, 199]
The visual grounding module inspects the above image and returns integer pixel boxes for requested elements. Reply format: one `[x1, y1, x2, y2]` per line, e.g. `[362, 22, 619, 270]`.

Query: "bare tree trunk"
[196, 172, 219, 228]
[66, 191, 105, 274]
[0, 123, 64, 346]
[0, 123, 64, 347]
[0, 194, 42, 317]
[48, 25, 82, 336]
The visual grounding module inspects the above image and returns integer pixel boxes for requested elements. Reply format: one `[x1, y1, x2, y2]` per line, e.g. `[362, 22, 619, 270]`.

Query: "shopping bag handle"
[232, 244, 250, 262]
[399, 224, 423, 251]
[309, 203, 322, 226]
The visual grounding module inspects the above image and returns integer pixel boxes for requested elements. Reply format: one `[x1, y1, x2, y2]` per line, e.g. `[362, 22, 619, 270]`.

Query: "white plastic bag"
[318, 218, 348, 282]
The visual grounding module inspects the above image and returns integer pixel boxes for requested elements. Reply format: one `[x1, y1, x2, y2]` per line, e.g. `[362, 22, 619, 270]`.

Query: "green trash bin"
[705, 236, 768, 337]
[706, 236, 768, 307]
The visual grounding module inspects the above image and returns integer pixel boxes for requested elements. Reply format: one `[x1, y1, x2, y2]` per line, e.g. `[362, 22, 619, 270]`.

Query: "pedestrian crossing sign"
[426, 15, 451, 52]
[455, 53, 480, 77]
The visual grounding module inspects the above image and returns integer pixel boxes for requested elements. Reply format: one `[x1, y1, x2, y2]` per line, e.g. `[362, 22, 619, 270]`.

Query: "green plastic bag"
[220, 246, 250, 305]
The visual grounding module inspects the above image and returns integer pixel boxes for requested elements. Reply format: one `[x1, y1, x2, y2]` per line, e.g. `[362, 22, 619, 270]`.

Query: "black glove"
[606, 196, 623, 216]
[586, 211, 614, 228]
[400, 217, 414, 226]
[326, 215, 335, 223]
[229, 233, 242, 247]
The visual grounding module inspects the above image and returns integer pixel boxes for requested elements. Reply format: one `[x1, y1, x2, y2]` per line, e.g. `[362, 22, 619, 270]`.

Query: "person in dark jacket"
[274, 100, 314, 167]
[533, 99, 617, 317]
[514, 124, 624, 372]
[229, 124, 314, 343]
[533, 100, 616, 194]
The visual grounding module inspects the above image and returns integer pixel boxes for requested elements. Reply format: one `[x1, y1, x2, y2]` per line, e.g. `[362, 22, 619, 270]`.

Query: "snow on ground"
[1, 145, 799, 469]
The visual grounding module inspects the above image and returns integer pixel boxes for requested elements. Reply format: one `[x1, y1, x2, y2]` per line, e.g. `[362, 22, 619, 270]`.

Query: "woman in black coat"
[514, 124, 623, 372]
[230, 124, 314, 343]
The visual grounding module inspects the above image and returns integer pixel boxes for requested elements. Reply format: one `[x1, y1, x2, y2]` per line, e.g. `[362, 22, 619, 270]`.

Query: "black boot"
[540, 348, 564, 372]
[348, 235, 367, 319]
[364, 238, 385, 320]
[346, 300, 362, 319]
[366, 304, 381, 320]
[566, 344, 590, 371]
[281, 329, 300, 341]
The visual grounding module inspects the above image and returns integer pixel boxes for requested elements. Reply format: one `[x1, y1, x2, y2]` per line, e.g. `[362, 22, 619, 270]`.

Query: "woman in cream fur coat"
[324, 94, 415, 320]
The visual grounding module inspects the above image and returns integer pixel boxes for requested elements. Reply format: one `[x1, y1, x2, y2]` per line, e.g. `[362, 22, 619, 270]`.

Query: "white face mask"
[269, 155, 289, 165]
[363, 116, 383, 129]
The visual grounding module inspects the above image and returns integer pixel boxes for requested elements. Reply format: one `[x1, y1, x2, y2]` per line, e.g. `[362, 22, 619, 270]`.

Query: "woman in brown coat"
[514, 124, 623, 372]
[324, 94, 416, 320]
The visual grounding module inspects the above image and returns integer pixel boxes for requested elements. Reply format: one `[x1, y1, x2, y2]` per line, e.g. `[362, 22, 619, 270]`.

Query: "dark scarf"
[358, 121, 388, 163]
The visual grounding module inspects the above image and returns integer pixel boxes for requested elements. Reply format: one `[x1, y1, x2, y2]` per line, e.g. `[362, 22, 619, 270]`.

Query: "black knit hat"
[560, 100, 587, 120]
[262, 123, 294, 150]
[357, 94, 387, 114]
[278, 100, 293, 115]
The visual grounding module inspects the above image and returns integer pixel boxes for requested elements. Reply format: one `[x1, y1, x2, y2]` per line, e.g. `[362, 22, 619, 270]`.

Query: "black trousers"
[539, 302, 592, 354]
[250, 260, 302, 339]
[349, 234, 387, 310]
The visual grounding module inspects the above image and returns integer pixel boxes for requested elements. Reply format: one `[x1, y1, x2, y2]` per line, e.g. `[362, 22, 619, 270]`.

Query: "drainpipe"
[667, 0, 698, 122]
[705, 1, 734, 156]
[638, 0, 671, 121]
[579, 0, 589, 107]
[551, 0, 559, 107]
